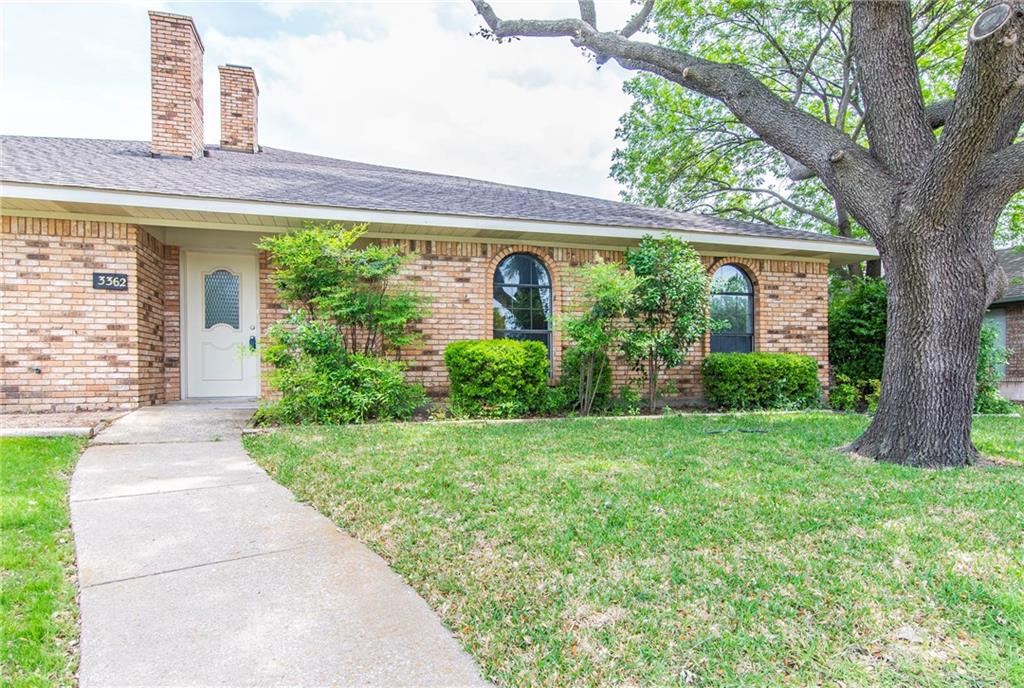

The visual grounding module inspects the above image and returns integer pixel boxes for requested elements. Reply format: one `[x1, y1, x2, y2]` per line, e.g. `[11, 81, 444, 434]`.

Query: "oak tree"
[471, 0, 1024, 467]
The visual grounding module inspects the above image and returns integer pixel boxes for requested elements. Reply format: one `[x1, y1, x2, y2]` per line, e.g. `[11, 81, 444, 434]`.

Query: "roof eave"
[0, 181, 879, 264]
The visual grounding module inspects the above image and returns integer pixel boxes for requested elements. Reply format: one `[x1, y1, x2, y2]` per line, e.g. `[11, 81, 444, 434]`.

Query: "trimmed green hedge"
[702, 353, 821, 410]
[444, 339, 550, 418]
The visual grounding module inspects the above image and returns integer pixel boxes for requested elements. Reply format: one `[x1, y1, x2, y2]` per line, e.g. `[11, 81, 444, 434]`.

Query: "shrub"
[558, 346, 613, 414]
[560, 262, 637, 415]
[255, 315, 425, 424]
[702, 353, 821, 410]
[255, 223, 429, 425]
[864, 379, 881, 414]
[976, 324, 1015, 414]
[829, 374, 882, 413]
[829, 374, 860, 411]
[829, 277, 887, 381]
[444, 339, 550, 418]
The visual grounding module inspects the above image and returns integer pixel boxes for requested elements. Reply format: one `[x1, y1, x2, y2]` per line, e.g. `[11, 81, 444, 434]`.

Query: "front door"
[184, 252, 260, 398]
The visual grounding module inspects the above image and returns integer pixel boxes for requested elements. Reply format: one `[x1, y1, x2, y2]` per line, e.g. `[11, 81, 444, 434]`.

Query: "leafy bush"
[255, 314, 425, 424]
[829, 374, 882, 413]
[702, 353, 821, 410]
[560, 262, 637, 416]
[976, 324, 1015, 414]
[557, 346, 613, 414]
[828, 375, 860, 411]
[257, 222, 428, 356]
[864, 379, 881, 413]
[444, 339, 550, 418]
[829, 277, 887, 381]
[256, 223, 428, 424]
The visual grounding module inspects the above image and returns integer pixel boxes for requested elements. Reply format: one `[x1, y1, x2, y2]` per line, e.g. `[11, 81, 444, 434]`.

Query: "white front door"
[184, 252, 260, 398]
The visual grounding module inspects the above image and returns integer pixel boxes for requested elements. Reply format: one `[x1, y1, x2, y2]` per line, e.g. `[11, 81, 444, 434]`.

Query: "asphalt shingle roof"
[0, 135, 871, 247]
[996, 247, 1024, 303]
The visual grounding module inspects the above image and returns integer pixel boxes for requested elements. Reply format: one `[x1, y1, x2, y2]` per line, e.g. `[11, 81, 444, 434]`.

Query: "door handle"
[249, 336, 257, 351]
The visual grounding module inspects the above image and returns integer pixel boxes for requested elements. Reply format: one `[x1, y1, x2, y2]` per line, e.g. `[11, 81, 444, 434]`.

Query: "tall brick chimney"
[218, 65, 259, 153]
[149, 11, 204, 158]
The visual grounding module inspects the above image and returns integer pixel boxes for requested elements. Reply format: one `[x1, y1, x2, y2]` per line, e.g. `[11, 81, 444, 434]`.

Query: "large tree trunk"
[471, 0, 1024, 467]
[846, 221, 990, 467]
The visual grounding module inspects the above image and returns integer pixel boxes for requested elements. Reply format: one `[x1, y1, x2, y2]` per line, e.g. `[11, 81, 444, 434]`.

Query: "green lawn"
[1, 437, 84, 688]
[246, 413, 1023, 687]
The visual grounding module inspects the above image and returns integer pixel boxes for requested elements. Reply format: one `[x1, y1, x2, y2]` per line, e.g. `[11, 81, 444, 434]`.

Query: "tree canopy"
[610, 0, 1022, 245]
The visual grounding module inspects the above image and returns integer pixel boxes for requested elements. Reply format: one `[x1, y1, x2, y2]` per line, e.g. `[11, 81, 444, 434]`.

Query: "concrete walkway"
[71, 402, 487, 687]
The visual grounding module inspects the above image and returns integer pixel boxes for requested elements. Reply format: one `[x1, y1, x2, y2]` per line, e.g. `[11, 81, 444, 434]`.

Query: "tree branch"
[620, 0, 654, 38]
[698, 186, 839, 227]
[925, 99, 954, 128]
[471, 0, 897, 236]
[850, 1, 934, 180]
[912, 3, 1024, 222]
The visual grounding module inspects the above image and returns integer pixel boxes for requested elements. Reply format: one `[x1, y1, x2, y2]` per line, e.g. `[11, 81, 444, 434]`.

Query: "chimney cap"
[148, 11, 204, 52]
[221, 64, 255, 71]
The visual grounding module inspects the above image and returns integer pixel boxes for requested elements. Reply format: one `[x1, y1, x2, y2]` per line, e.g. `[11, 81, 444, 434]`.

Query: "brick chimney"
[218, 65, 259, 153]
[149, 11, 204, 158]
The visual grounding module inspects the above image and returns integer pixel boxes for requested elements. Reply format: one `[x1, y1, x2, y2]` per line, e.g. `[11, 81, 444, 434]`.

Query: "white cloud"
[2, 1, 636, 199]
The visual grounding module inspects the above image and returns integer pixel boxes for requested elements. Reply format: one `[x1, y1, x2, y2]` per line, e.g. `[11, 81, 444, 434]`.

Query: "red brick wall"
[163, 246, 181, 401]
[1, 216, 171, 412]
[2, 220, 829, 411]
[257, 239, 831, 401]
[136, 230, 166, 406]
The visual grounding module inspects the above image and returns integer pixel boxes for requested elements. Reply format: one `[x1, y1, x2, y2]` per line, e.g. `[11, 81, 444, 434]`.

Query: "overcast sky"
[1, 1, 641, 199]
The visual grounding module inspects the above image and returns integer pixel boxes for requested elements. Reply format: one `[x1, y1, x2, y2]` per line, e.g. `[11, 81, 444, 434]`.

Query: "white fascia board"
[1, 181, 879, 259]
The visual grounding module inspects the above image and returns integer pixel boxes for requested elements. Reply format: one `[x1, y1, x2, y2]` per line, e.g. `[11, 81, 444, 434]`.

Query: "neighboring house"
[986, 247, 1024, 401]
[0, 11, 876, 413]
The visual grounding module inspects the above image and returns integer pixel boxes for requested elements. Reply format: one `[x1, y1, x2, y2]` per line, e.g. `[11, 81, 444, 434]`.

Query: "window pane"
[495, 254, 550, 286]
[204, 269, 240, 329]
[711, 334, 753, 353]
[711, 264, 752, 294]
[493, 254, 553, 357]
[711, 294, 753, 334]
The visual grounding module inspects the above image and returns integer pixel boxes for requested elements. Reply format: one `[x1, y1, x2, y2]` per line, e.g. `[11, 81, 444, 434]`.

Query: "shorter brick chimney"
[219, 65, 259, 153]
[149, 11, 205, 158]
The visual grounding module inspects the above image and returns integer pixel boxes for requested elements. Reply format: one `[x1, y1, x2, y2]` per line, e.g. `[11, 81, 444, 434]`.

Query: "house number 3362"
[92, 273, 128, 291]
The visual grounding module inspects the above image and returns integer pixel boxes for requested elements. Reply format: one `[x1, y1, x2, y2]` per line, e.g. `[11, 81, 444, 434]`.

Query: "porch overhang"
[1, 181, 879, 265]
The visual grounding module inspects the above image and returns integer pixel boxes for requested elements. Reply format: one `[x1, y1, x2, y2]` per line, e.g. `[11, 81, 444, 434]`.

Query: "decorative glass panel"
[204, 269, 240, 330]
[710, 264, 753, 353]
[493, 253, 553, 359]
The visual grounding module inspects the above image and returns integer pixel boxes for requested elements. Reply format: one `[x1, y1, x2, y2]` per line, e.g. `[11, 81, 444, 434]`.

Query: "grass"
[246, 413, 1023, 687]
[1, 437, 85, 688]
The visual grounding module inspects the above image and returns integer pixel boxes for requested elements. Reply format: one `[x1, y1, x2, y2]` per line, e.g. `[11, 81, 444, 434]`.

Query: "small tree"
[621, 234, 711, 412]
[257, 223, 428, 356]
[561, 261, 638, 416]
[255, 223, 429, 424]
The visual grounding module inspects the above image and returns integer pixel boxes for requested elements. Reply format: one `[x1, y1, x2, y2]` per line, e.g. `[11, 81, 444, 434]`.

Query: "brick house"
[0, 11, 876, 413]
[986, 248, 1024, 401]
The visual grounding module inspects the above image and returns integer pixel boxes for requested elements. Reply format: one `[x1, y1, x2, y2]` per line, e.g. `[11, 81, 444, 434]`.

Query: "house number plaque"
[92, 272, 128, 291]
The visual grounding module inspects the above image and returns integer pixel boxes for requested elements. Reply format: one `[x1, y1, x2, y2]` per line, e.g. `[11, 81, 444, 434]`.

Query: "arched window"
[493, 253, 553, 354]
[710, 264, 754, 353]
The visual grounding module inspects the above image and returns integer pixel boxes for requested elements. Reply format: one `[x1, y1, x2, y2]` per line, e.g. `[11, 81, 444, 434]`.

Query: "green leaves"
[443, 339, 550, 418]
[829, 277, 888, 381]
[701, 352, 821, 410]
[257, 222, 429, 356]
[621, 234, 711, 410]
[255, 223, 430, 424]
